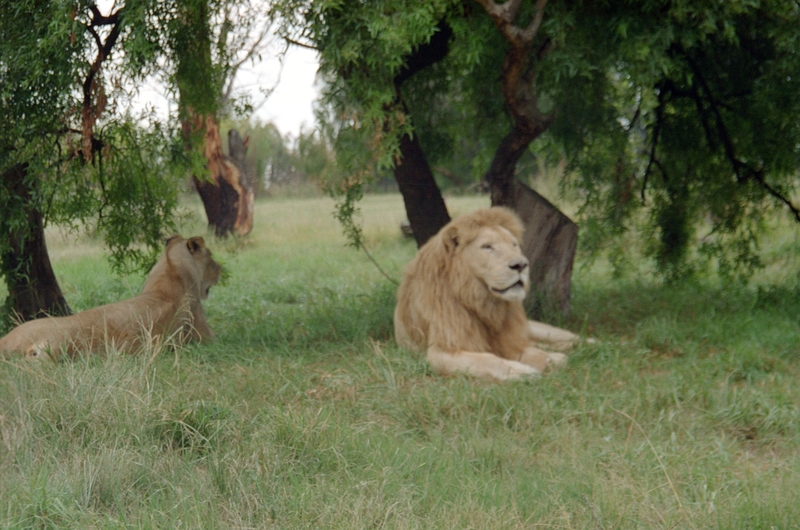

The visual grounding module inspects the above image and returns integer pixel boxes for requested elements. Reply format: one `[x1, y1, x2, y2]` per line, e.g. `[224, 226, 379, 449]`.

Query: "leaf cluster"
[278, 0, 800, 279]
[0, 1, 190, 279]
[542, 0, 800, 279]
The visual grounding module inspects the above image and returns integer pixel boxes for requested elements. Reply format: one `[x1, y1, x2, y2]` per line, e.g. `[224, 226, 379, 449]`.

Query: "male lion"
[394, 207, 584, 381]
[0, 236, 221, 361]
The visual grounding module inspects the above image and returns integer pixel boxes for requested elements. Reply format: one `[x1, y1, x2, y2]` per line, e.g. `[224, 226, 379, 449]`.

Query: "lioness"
[0, 236, 221, 360]
[394, 207, 584, 381]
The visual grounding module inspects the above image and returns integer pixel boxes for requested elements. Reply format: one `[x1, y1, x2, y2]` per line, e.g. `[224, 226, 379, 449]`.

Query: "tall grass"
[1, 193, 799, 529]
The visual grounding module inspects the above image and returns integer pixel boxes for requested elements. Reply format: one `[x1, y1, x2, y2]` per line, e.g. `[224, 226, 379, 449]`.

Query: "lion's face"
[459, 225, 529, 303]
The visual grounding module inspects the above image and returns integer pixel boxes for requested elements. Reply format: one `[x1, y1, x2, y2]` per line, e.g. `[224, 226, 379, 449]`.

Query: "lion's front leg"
[190, 307, 215, 342]
[519, 346, 567, 373]
[527, 320, 581, 351]
[427, 346, 540, 381]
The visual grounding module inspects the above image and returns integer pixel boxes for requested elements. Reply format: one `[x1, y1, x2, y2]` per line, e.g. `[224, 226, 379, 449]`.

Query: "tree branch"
[642, 86, 667, 203]
[284, 36, 318, 51]
[520, 0, 548, 43]
[659, 46, 800, 223]
[752, 173, 800, 222]
[81, 5, 122, 161]
[89, 5, 119, 27]
[394, 21, 453, 87]
[222, 22, 275, 106]
[475, 0, 548, 47]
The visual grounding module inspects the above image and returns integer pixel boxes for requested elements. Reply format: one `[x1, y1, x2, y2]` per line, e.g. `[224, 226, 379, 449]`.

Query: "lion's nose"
[509, 257, 528, 272]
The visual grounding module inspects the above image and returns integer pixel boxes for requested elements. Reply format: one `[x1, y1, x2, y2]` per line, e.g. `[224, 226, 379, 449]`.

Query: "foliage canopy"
[278, 0, 800, 279]
[0, 0, 272, 318]
[0, 0, 189, 278]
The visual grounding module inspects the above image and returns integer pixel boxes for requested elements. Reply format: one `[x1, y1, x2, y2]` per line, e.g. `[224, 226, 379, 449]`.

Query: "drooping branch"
[671, 47, 800, 222]
[753, 173, 800, 222]
[641, 84, 668, 203]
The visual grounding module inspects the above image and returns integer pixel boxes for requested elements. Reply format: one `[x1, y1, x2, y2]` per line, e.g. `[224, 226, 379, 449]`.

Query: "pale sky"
[130, 44, 320, 138]
[251, 45, 320, 137]
[95, 0, 321, 137]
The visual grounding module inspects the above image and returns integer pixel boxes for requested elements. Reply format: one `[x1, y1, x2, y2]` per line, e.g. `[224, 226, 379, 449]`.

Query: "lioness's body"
[394, 207, 582, 381]
[0, 236, 221, 360]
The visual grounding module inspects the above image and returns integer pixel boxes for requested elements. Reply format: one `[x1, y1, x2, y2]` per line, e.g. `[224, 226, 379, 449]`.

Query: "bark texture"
[1, 164, 71, 322]
[476, 0, 576, 316]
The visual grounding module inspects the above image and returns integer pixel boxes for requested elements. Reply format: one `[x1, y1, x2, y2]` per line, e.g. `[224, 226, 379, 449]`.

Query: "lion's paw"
[546, 352, 568, 369]
[501, 361, 542, 381]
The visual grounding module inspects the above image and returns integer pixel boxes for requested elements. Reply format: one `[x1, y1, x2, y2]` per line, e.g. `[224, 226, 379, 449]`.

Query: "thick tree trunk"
[393, 132, 451, 247]
[487, 127, 577, 317]
[390, 21, 453, 247]
[188, 115, 254, 238]
[508, 179, 577, 318]
[1, 164, 70, 321]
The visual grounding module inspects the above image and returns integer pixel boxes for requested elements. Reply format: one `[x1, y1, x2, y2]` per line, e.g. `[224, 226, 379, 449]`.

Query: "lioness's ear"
[442, 225, 459, 254]
[187, 236, 206, 254]
[165, 235, 181, 246]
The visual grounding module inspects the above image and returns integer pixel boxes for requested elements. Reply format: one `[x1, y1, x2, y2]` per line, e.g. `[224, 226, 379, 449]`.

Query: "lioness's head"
[441, 208, 529, 303]
[164, 235, 222, 299]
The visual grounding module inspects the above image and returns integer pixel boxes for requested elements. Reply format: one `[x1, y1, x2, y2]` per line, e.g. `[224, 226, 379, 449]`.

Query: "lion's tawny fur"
[0, 236, 221, 360]
[394, 207, 579, 381]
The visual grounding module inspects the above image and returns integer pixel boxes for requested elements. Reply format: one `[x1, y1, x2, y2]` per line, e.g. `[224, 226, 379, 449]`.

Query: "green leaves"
[0, 1, 192, 295]
[294, 0, 800, 279]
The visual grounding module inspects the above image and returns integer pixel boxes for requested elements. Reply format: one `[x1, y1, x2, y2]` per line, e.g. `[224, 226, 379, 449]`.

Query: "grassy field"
[1, 193, 799, 529]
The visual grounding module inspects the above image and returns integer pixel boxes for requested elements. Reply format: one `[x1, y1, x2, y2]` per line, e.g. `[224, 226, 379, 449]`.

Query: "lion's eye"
[481, 244, 493, 250]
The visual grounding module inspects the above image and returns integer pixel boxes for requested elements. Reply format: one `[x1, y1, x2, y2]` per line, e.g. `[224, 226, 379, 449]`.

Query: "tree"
[540, 1, 800, 278]
[279, 0, 800, 297]
[168, 0, 280, 238]
[0, 1, 185, 324]
[277, 0, 579, 313]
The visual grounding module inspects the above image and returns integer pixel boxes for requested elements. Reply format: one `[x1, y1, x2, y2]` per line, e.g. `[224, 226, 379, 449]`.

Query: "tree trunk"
[227, 128, 256, 231]
[1, 164, 70, 322]
[508, 179, 577, 318]
[390, 21, 454, 247]
[189, 115, 255, 237]
[487, 127, 539, 207]
[393, 131, 451, 247]
[476, 0, 576, 317]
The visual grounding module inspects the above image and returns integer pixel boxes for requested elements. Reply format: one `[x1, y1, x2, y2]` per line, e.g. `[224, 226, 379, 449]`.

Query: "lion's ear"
[187, 237, 206, 254]
[442, 225, 459, 254]
[165, 235, 181, 246]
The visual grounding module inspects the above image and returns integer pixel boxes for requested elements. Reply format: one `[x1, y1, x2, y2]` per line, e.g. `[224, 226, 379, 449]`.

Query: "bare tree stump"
[191, 116, 255, 237]
[227, 129, 255, 236]
[509, 179, 578, 319]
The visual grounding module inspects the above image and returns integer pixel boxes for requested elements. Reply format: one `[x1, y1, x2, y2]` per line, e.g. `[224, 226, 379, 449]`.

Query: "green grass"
[2, 193, 800, 529]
